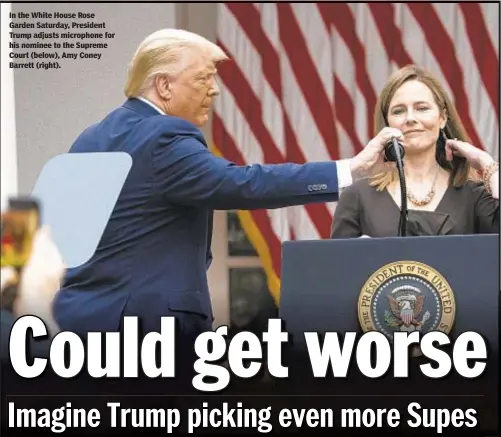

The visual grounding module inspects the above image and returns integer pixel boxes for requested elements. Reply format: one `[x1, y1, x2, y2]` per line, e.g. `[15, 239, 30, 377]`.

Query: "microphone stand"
[392, 138, 407, 237]
[384, 138, 407, 236]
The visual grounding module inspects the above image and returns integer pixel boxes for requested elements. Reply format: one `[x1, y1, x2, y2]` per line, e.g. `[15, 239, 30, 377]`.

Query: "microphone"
[384, 137, 405, 162]
[384, 137, 407, 236]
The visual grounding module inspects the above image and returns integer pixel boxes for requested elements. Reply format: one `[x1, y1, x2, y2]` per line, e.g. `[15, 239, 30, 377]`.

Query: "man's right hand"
[349, 127, 403, 181]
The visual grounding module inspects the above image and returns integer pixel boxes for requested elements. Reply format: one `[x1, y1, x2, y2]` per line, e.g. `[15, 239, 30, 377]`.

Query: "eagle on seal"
[387, 294, 425, 327]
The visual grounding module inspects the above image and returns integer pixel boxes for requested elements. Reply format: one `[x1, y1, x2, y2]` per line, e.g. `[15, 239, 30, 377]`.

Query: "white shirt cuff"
[336, 159, 353, 190]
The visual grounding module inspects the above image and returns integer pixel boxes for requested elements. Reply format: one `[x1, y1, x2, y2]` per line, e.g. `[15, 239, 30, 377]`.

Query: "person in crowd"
[1, 226, 64, 360]
[52, 28, 398, 339]
[331, 64, 499, 239]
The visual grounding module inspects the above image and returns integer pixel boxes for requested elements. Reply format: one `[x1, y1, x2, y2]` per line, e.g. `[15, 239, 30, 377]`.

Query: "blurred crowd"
[1, 226, 64, 359]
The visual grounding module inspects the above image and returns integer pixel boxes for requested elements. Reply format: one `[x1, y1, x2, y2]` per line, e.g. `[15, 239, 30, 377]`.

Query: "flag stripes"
[213, 2, 499, 302]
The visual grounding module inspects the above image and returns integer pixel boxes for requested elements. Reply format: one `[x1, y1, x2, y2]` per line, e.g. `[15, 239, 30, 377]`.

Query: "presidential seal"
[358, 261, 456, 339]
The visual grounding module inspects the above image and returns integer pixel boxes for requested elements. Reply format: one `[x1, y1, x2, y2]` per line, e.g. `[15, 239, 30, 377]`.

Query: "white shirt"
[137, 97, 353, 190]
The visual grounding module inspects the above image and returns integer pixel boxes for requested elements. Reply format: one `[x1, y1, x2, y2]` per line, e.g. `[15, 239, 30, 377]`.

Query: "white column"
[1, 2, 19, 210]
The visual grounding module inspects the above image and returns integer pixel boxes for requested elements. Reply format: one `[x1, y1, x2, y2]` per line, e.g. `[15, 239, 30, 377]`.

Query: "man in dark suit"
[53, 29, 400, 340]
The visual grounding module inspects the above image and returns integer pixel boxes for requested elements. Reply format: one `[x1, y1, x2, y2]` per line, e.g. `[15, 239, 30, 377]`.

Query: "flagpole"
[1, 2, 19, 210]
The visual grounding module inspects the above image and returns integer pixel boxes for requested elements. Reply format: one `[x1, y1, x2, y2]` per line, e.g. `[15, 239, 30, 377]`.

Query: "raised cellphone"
[1, 197, 40, 269]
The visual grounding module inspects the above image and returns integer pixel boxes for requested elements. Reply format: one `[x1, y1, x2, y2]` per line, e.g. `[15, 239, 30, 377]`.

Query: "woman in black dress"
[331, 65, 499, 238]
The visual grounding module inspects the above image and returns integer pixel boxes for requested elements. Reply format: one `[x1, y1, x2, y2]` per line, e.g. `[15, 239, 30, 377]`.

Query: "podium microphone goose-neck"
[384, 138, 407, 236]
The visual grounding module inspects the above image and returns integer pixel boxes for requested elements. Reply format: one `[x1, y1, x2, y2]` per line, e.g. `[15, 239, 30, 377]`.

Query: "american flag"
[212, 3, 499, 303]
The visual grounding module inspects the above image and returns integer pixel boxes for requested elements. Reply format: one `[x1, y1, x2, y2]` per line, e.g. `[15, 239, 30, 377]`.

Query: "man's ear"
[155, 75, 171, 100]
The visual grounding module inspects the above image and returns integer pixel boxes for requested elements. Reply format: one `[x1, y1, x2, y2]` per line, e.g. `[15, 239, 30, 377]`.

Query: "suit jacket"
[53, 98, 342, 337]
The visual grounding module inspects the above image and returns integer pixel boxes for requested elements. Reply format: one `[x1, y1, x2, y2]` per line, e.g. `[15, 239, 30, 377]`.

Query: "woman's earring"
[437, 128, 452, 167]
[441, 128, 448, 143]
[438, 129, 447, 150]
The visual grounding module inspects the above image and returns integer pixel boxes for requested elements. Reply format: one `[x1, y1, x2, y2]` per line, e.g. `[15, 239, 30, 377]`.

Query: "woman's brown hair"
[370, 65, 473, 190]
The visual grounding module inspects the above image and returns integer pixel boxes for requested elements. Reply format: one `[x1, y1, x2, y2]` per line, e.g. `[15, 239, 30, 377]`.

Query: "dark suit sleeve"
[473, 183, 500, 233]
[330, 183, 362, 238]
[152, 130, 341, 210]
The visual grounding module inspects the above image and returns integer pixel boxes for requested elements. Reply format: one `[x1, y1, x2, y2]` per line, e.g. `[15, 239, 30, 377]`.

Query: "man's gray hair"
[124, 29, 228, 97]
